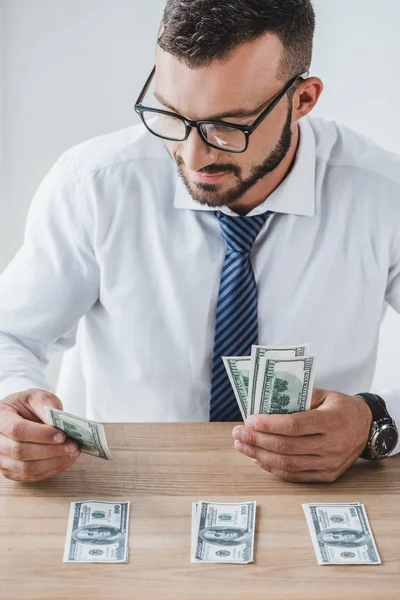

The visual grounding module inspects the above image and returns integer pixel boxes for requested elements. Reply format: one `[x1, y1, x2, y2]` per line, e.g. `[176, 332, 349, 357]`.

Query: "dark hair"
[157, 0, 315, 100]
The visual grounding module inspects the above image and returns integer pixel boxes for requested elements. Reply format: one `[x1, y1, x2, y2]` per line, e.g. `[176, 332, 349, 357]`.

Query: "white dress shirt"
[1, 115, 400, 453]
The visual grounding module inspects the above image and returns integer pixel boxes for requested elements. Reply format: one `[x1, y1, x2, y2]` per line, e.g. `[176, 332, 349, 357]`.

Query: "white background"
[1, 0, 399, 405]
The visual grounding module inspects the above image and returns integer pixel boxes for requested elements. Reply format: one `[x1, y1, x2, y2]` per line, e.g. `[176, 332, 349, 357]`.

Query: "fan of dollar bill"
[222, 343, 316, 420]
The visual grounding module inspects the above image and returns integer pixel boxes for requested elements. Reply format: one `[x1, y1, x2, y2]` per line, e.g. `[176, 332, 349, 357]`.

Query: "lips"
[189, 170, 228, 183]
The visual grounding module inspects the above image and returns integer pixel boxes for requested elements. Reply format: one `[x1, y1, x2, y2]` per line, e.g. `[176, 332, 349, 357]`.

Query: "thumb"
[27, 388, 64, 425]
[310, 387, 329, 410]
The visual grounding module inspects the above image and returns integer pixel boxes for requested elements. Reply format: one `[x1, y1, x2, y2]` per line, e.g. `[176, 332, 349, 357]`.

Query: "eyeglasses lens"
[142, 111, 246, 151]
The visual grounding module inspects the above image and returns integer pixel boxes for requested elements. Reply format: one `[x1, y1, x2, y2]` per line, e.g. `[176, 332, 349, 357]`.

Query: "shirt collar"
[173, 115, 316, 217]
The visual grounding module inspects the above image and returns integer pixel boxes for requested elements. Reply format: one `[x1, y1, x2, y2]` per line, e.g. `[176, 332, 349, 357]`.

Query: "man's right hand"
[0, 388, 81, 482]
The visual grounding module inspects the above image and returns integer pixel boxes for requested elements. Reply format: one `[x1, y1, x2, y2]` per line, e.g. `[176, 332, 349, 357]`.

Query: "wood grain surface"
[0, 422, 399, 600]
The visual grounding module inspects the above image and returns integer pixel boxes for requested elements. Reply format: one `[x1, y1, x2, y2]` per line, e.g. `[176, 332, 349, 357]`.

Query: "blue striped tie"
[209, 210, 271, 421]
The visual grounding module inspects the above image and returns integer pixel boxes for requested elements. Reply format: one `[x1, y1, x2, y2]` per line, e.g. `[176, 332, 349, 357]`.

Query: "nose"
[178, 127, 218, 172]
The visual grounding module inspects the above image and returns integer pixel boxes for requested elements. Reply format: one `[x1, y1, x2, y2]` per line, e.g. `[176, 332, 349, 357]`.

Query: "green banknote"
[247, 344, 309, 417]
[302, 503, 381, 565]
[222, 357, 251, 420]
[191, 501, 256, 563]
[254, 355, 315, 415]
[45, 407, 113, 460]
[64, 500, 130, 563]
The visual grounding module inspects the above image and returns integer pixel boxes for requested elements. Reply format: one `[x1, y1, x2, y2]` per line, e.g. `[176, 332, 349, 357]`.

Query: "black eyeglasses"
[134, 66, 309, 153]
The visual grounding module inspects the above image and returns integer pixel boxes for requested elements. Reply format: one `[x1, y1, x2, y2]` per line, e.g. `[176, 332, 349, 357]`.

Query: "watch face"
[373, 426, 399, 457]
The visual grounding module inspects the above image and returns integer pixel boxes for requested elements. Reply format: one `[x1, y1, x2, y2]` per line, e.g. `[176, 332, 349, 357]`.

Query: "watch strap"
[355, 393, 397, 460]
[354, 392, 390, 423]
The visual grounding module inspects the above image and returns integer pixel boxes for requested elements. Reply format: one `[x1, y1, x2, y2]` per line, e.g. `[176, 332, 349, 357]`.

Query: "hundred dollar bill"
[302, 502, 381, 565]
[222, 357, 251, 420]
[247, 344, 309, 416]
[45, 407, 113, 460]
[191, 501, 256, 563]
[191, 501, 198, 560]
[63, 500, 130, 563]
[254, 354, 315, 415]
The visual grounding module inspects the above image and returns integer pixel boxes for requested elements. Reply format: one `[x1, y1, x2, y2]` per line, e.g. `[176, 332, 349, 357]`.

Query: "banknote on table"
[45, 407, 113, 460]
[64, 500, 130, 563]
[191, 501, 256, 563]
[302, 502, 381, 565]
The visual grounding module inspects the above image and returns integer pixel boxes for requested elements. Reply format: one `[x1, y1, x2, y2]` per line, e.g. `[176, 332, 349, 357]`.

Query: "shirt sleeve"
[0, 151, 99, 400]
[371, 224, 400, 456]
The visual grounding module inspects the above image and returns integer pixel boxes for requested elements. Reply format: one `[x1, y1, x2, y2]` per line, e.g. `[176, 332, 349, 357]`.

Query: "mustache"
[176, 156, 241, 178]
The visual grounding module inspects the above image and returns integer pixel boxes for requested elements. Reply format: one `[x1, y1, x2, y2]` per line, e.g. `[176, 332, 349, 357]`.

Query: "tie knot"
[215, 210, 270, 254]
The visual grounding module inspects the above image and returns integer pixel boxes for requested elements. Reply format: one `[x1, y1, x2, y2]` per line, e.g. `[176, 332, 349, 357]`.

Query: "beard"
[174, 103, 294, 208]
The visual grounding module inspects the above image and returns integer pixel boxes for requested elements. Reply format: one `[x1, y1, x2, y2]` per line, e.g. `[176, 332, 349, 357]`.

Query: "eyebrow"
[153, 90, 275, 121]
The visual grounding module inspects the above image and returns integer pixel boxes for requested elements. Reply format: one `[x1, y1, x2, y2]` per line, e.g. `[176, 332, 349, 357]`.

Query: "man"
[0, 0, 399, 484]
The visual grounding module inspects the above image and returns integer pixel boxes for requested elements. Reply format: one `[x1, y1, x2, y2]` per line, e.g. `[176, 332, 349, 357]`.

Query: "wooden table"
[0, 423, 399, 600]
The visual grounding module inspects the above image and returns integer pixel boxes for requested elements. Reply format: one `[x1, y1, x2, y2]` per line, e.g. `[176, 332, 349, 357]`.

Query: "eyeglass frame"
[134, 66, 309, 153]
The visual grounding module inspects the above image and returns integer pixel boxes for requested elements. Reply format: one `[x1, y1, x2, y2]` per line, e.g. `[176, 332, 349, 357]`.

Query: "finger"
[0, 453, 80, 479]
[25, 389, 63, 424]
[310, 387, 329, 410]
[233, 426, 324, 455]
[245, 409, 328, 437]
[0, 412, 66, 444]
[0, 433, 79, 461]
[0, 457, 75, 483]
[263, 466, 340, 484]
[234, 440, 329, 472]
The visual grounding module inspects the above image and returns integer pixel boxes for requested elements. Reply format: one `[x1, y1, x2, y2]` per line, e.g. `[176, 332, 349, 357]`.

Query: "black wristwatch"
[355, 393, 398, 460]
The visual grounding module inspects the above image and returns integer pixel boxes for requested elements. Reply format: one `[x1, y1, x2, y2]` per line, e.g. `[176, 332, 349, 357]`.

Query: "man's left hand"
[232, 388, 373, 483]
